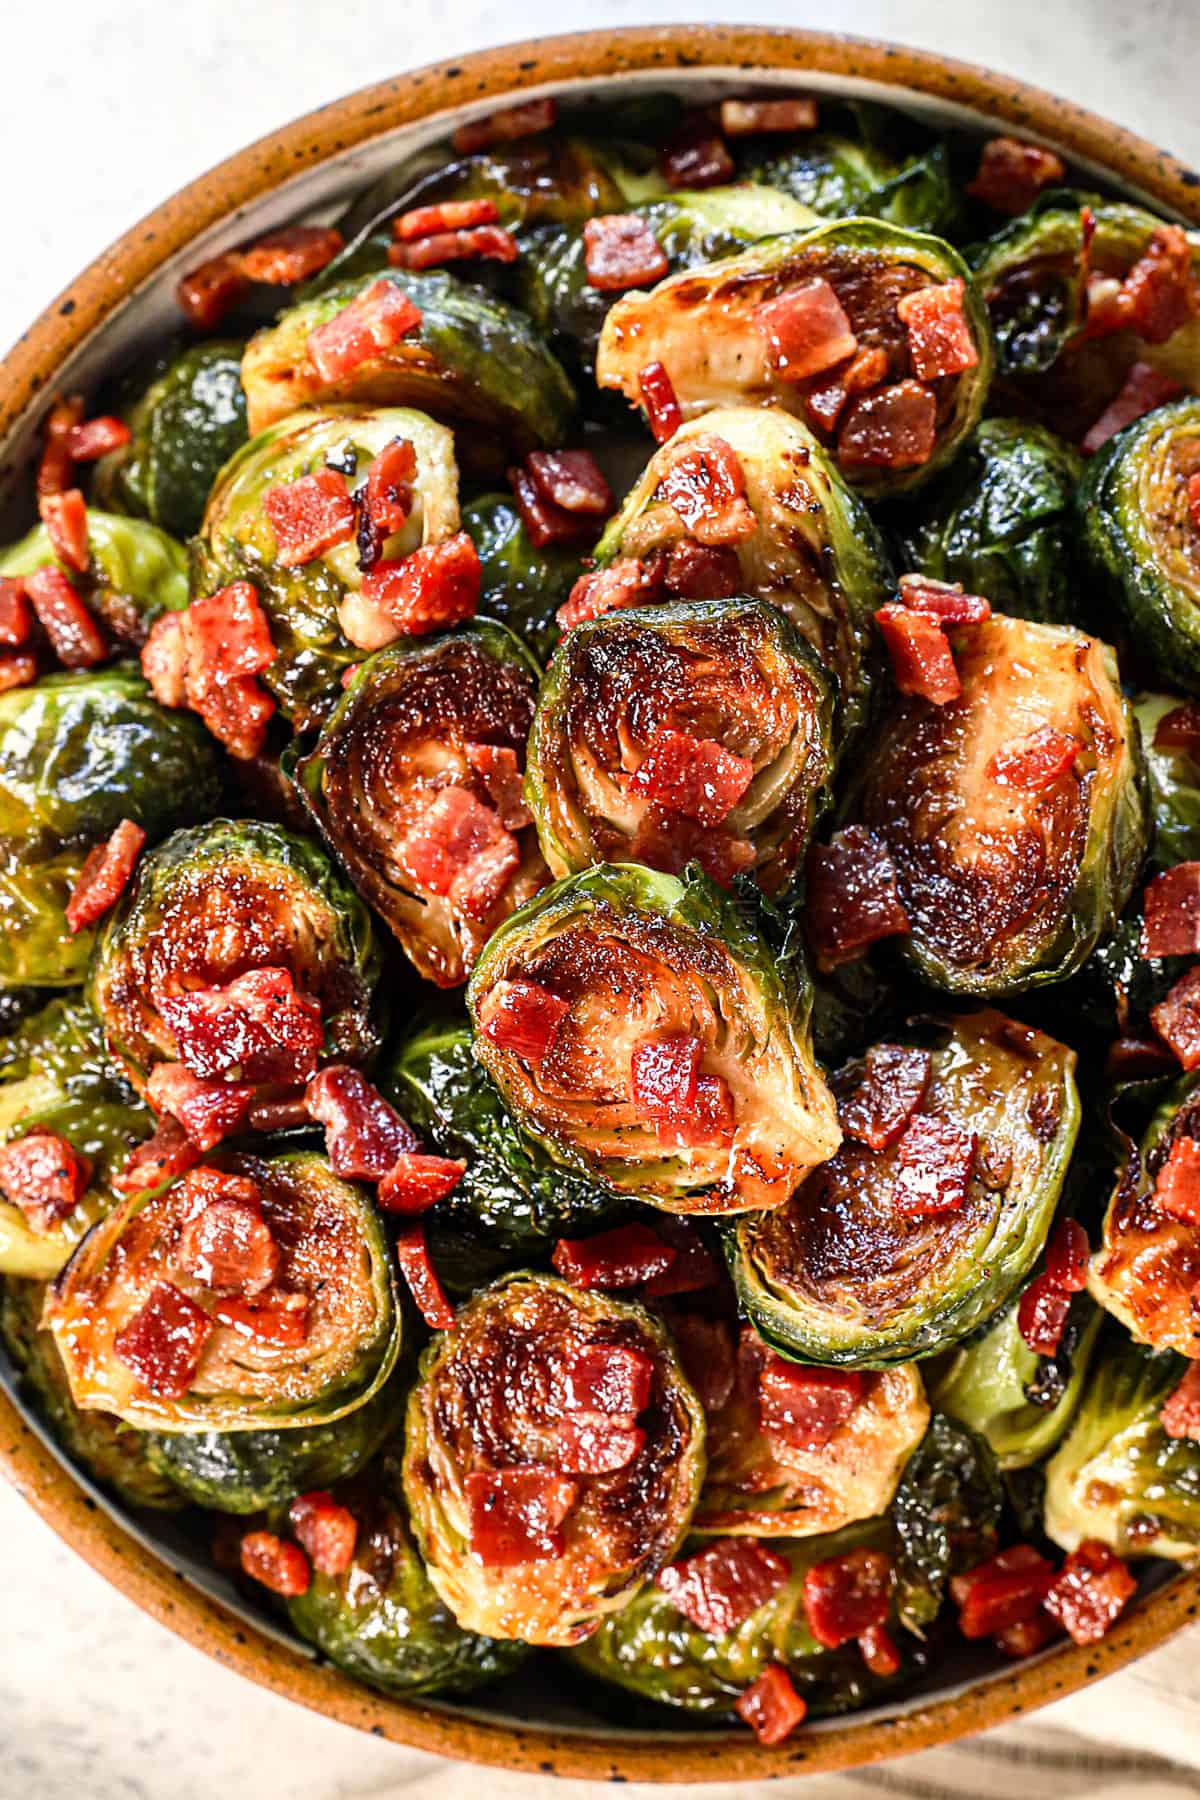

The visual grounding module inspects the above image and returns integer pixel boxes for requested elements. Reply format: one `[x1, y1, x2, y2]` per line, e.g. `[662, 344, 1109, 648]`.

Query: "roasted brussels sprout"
[891, 1413, 1003, 1629]
[1, 1278, 182, 1511]
[193, 403, 461, 726]
[88, 817, 383, 1092]
[1137, 692, 1200, 870]
[462, 492, 584, 665]
[1079, 398, 1200, 693]
[1044, 1329, 1200, 1560]
[593, 406, 892, 744]
[94, 342, 249, 541]
[45, 1150, 401, 1432]
[401, 1272, 705, 1646]
[0, 996, 151, 1278]
[241, 269, 576, 465]
[383, 1016, 622, 1252]
[0, 509, 189, 645]
[596, 219, 992, 496]
[856, 614, 1147, 993]
[526, 599, 835, 895]
[743, 116, 958, 235]
[696, 1327, 929, 1535]
[0, 668, 222, 989]
[467, 864, 840, 1216]
[292, 622, 547, 986]
[726, 1011, 1080, 1367]
[890, 418, 1084, 625]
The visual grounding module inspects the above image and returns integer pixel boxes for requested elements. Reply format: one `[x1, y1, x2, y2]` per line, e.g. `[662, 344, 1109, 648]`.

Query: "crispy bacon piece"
[626, 728, 755, 827]
[113, 1117, 201, 1196]
[658, 436, 756, 547]
[1150, 968, 1200, 1071]
[840, 1045, 932, 1151]
[238, 225, 343, 285]
[177, 253, 250, 331]
[144, 580, 277, 761]
[654, 1072, 737, 1150]
[988, 724, 1081, 790]
[892, 1114, 977, 1217]
[663, 539, 742, 600]
[803, 1547, 892, 1648]
[478, 977, 569, 1062]
[1046, 1218, 1090, 1292]
[360, 532, 481, 634]
[1081, 363, 1184, 455]
[212, 1289, 310, 1346]
[113, 1280, 213, 1397]
[1189, 474, 1200, 539]
[641, 1218, 722, 1298]
[858, 1622, 902, 1677]
[666, 1313, 737, 1413]
[65, 415, 131, 461]
[509, 463, 595, 548]
[0, 654, 37, 694]
[1121, 226, 1195, 345]
[735, 1665, 807, 1745]
[1153, 1135, 1200, 1226]
[466, 1464, 577, 1565]
[305, 1065, 419, 1179]
[26, 566, 106, 669]
[838, 380, 937, 473]
[583, 214, 669, 292]
[802, 345, 889, 434]
[639, 361, 683, 444]
[758, 1358, 866, 1450]
[1141, 863, 1200, 956]
[394, 199, 500, 241]
[466, 743, 532, 831]
[0, 1129, 91, 1233]
[389, 225, 519, 271]
[951, 1545, 1055, 1639]
[720, 96, 818, 136]
[451, 97, 557, 155]
[630, 1033, 702, 1118]
[0, 578, 32, 646]
[993, 1613, 1064, 1658]
[555, 1415, 646, 1474]
[393, 1221, 455, 1329]
[145, 1062, 256, 1152]
[563, 1342, 654, 1415]
[527, 449, 613, 518]
[1017, 1271, 1072, 1356]
[896, 573, 991, 626]
[896, 278, 979, 382]
[364, 437, 417, 538]
[1161, 1360, 1200, 1440]
[288, 1491, 358, 1576]
[263, 469, 356, 566]
[140, 612, 188, 706]
[1105, 1034, 1180, 1082]
[64, 819, 146, 935]
[158, 966, 324, 1086]
[659, 1537, 790, 1635]
[552, 1222, 676, 1290]
[756, 279, 858, 384]
[1155, 699, 1200, 752]
[967, 136, 1066, 214]
[806, 826, 910, 971]
[38, 488, 90, 575]
[306, 279, 423, 384]
[176, 1172, 280, 1297]
[659, 117, 735, 190]
[37, 395, 85, 497]
[1044, 1541, 1135, 1645]
[377, 1152, 466, 1214]
[557, 556, 666, 629]
[396, 785, 519, 921]
[240, 1530, 310, 1596]
[875, 604, 961, 705]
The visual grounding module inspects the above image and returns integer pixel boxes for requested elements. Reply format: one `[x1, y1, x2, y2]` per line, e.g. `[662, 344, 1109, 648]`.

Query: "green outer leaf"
[462, 493, 586, 666]
[0, 511, 189, 628]
[744, 131, 959, 236]
[891, 1415, 1003, 1631]
[1136, 692, 1200, 870]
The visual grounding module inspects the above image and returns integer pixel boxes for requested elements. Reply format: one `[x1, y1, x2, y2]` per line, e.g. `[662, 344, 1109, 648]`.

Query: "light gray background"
[1, 2, 1199, 1795]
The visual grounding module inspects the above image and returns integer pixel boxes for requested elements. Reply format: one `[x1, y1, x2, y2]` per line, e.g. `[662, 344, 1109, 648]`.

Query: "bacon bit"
[658, 436, 756, 547]
[563, 1342, 654, 1415]
[555, 1414, 646, 1474]
[212, 1289, 311, 1346]
[896, 573, 991, 626]
[177, 253, 250, 332]
[527, 449, 613, 518]
[583, 214, 669, 292]
[389, 225, 519, 271]
[360, 532, 481, 634]
[666, 1313, 737, 1413]
[626, 728, 755, 828]
[663, 540, 741, 600]
[1105, 1034, 1180, 1083]
[735, 1665, 807, 1746]
[660, 1538, 790, 1636]
[660, 117, 735, 190]
[653, 1071, 737, 1150]
[802, 346, 890, 435]
[0, 579, 32, 647]
[803, 1547, 893, 1648]
[177, 1179, 279, 1298]
[151, 580, 277, 761]
[245, 1092, 311, 1133]
[838, 380, 937, 473]
[159, 966, 324, 1087]
[0, 654, 38, 694]
[806, 826, 910, 971]
[896, 279, 979, 382]
[38, 487, 90, 575]
[993, 1613, 1064, 1658]
[1121, 226, 1195, 345]
[1151, 968, 1200, 1071]
[393, 1221, 455, 1329]
[240, 1530, 310, 1597]
[377, 1152, 466, 1214]
[394, 199, 500, 241]
[113, 1280, 213, 1397]
[1081, 363, 1184, 455]
[892, 1115, 977, 1217]
[641, 1218, 722, 1298]
[552, 1222, 676, 1290]
[305, 1065, 418, 1179]
[145, 1063, 256, 1152]
[756, 280, 858, 384]
[1161, 1360, 1200, 1439]
[64, 819, 146, 935]
[630, 1033, 702, 1119]
[451, 97, 557, 155]
[1155, 699, 1200, 752]
[1017, 1272, 1073, 1356]
[263, 469, 356, 566]
[1141, 863, 1200, 956]
[758, 1358, 866, 1450]
[639, 361, 683, 444]
[0, 1129, 90, 1233]
[876, 604, 960, 705]
[289, 1491, 358, 1576]
[238, 224, 344, 285]
[65, 415, 131, 462]
[1153, 1136, 1200, 1226]
[306, 279, 423, 384]
[720, 96, 818, 136]
[26, 566, 106, 669]
[557, 556, 666, 629]
[364, 437, 417, 539]
[37, 395, 85, 497]
[840, 1045, 932, 1151]
[967, 136, 1066, 214]
[478, 977, 569, 1062]
[466, 1464, 577, 1565]
[140, 612, 188, 706]
[466, 743, 532, 831]
[113, 1117, 201, 1196]
[987, 724, 1082, 790]
[952, 1545, 1056, 1639]
[1046, 1218, 1090, 1293]
[396, 785, 518, 921]
[509, 463, 595, 548]
[1188, 474, 1200, 538]
[1044, 1541, 1136, 1645]
[858, 1623, 902, 1678]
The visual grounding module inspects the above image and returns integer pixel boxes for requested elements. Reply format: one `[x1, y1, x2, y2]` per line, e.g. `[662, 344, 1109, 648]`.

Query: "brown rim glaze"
[2, 25, 1199, 1780]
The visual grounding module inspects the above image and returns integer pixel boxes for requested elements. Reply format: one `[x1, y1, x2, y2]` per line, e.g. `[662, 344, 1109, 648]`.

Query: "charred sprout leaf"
[467, 863, 840, 1216]
[1137, 693, 1200, 870]
[726, 1011, 1080, 1366]
[1053, 907, 1184, 1039]
[856, 614, 1147, 994]
[810, 956, 904, 1069]
[401, 1272, 705, 1646]
[743, 126, 959, 236]
[892, 1414, 1003, 1631]
[462, 493, 584, 665]
[45, 1150, 401, 1432]
[193, 403, 461, 727]
[526, 599, 836, 895]
[0, 509, 189, 642]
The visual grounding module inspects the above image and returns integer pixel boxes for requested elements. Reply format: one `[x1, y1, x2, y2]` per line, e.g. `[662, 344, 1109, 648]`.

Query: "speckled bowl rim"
[2, 24, 1199, 1781]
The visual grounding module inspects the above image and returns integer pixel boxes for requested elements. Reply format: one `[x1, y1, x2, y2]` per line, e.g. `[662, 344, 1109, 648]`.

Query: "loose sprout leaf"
[892, 1414, 1004, 1631]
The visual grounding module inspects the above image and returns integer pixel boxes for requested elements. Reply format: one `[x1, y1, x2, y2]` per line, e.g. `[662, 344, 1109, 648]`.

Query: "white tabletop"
[2, 1, 1199, 1795]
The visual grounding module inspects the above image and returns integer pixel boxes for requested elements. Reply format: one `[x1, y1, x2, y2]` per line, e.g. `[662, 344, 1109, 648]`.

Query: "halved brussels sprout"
[890, 418, 1084, 625]
[193, 403, 461, 726]
[0, 667, 223, 989]
[292, 622, 547, 987]
[241, 269, 576, 466]
[594, 406, 892, 744]
[743, 114, 958, 235]
[88, 817, 383, 1089]
[0, 509, 188, 644]
[1044, 1328, 1200, 1560]
[466, 864, 841, 1217]
[891, 1413, 1003, 1629]
[45, 1149, 401, 1432]
[383, 1016, 622, 1252]
[285, 1456, 530, 1695]
[855, 614, 1147, 993]
[0, 995, 151, 1279]
[1079, 398, 1200, 693]
[526, 599, 835, 895]
[401, 1272, 705, 1646]
[1137, 692, 1200, 870]
[462, 492, 585, 665]
[94, 341, 249, 541]
[596, 219, 992, 496]
[696, 1327, 929, 1535]
[726, 1011, 1080, 1367]
[1, 1277, 182, 1511]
